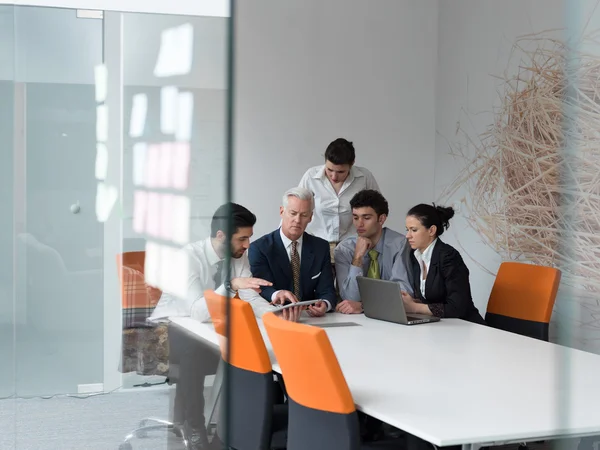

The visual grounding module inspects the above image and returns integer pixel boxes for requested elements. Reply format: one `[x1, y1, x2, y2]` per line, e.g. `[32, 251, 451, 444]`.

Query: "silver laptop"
[357, 277, 440, 325]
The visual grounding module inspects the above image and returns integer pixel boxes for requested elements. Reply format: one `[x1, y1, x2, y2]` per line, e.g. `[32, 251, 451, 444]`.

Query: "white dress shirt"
[413, 238, 437, 299]
[298, 165, 380, 242]
[271, 228, 332, 311]
[148, 237, 276, 323]
[278, 227, 303, 261]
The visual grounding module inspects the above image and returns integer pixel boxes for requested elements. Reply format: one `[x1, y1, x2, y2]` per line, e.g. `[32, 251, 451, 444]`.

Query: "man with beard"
[149, 202, 297, 449]
[150, 202, 277, 322]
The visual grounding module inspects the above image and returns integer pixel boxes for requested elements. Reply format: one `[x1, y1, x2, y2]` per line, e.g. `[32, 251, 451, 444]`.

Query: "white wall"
[233, 0, 439, 238]
[435, 0, 600, 350]
[435, 0, 570, 316]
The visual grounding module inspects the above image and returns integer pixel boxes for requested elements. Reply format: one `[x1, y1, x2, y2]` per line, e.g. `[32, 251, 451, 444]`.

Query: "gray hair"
[282, 187, 315, 211]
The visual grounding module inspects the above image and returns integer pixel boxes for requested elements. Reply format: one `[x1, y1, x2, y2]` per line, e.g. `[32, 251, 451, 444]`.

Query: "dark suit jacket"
[410, 239, 485, 325]
[249, 229, 337, 308]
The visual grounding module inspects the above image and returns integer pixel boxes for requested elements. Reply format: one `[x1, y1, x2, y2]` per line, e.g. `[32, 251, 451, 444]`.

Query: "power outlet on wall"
[77, 383, 104, 394]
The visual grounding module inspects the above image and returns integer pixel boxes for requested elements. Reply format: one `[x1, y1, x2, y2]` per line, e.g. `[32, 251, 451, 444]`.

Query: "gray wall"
[233, 0, 439, 237]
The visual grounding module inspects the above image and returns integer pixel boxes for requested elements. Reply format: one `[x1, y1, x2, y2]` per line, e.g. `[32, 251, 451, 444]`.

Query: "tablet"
[274, 299, 321, 310]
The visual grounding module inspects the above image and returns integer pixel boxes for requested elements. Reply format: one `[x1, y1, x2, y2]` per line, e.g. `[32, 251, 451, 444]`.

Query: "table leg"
[462, 445, 482, 450]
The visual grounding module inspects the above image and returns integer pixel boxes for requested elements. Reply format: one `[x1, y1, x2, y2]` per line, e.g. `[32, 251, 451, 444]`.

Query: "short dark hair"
[210, 203, 256, 237]
[349, 189, 389, 216]
[407, 203, 455, 237]
[324, 138, 355, 166]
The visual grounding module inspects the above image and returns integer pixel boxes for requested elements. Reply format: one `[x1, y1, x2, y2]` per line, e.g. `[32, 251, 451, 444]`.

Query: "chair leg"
[139, 417, 174, 428]
[205, 359, 225, 428]
[120, 422, 187, 449]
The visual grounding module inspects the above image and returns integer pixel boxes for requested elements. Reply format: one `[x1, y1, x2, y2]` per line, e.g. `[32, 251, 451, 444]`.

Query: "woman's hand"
[401, 291, 418, 314]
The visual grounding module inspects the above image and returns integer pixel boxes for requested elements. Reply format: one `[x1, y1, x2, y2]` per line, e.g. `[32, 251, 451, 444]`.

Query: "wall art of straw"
[441, 31, 600, 297]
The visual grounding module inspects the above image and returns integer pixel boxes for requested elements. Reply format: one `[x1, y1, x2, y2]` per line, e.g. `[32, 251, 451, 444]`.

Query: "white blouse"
[298, 165, 380, 242]
[413, 239, 437, 299]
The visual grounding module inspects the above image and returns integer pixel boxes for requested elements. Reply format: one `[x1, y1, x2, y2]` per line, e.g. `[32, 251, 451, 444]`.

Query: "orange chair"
[485, 262, 561, 341]
[205, 290, 287, 450]
[263, 312, 405, 450]
[116, 251, 162, 327]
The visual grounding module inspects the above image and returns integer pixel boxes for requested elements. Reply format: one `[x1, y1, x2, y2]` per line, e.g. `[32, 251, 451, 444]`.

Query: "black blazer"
[249, 229, 337, 308]
[410, 239, 485, 325]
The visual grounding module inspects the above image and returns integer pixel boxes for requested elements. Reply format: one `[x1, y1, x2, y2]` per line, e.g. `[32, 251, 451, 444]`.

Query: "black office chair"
[205, 290, 288, 450]
[263, 312, 405, 450]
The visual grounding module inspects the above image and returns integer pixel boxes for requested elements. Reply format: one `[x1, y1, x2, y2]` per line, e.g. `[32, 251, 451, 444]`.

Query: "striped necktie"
[291, 241, 301, 299]
[213, 260, 224, 288]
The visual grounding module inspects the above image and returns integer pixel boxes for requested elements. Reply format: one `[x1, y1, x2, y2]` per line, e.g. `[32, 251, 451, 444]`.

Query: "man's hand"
[271, 290, 299, 306]
[281, 306, 302, 323]
[352, 236, 373, 266]
[335, 299, 363, 314]
[307, 301, 327, 317]
[230, 277, 272, 293]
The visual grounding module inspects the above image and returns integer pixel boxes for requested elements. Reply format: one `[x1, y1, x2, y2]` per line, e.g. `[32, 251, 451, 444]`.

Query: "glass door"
[12, 6, 104, 397]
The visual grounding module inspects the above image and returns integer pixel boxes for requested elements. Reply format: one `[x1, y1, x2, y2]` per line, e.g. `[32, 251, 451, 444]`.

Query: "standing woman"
[298, 138, 380, 267]
[401, 203, 486, 325]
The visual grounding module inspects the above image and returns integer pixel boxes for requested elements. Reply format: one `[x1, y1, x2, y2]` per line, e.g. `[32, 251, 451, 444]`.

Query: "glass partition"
[4, 2, 600, 450]
[13, 6, 104, 398]
[0, 3, 15, 407]
[1, 5, 233, 449]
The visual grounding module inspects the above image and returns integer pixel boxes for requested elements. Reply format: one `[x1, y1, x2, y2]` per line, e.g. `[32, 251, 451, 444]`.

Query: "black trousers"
[168, 322, 286, 449]
[168, 323, 221, 446]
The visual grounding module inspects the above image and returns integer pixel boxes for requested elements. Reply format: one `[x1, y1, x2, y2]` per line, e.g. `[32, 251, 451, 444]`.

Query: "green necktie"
[367, 249, 380, 279]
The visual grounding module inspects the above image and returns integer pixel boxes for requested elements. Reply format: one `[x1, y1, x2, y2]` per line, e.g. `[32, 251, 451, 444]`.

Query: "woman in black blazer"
[401, 203, 486, 325]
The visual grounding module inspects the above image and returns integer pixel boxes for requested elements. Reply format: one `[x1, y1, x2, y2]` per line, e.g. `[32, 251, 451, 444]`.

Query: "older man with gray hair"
[249, 187, 337, 316]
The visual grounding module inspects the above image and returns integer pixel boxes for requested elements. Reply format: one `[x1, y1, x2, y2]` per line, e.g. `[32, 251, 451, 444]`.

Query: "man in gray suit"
[334, 189, 413, 314]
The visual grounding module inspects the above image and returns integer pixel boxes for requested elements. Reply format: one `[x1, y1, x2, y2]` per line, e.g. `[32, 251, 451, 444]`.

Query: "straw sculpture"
[440, 30, 600, 297]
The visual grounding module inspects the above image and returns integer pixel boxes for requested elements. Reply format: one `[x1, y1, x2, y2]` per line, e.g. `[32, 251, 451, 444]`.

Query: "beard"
[231, 245, 245, 259]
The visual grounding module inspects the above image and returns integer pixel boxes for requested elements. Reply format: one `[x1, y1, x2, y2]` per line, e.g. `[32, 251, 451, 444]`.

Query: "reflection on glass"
[2, 5, 231, 450]
[93, 64, 107, 103]
[94, 143, 108, 180]
[129, 93, 147, 138]
[0, 4, 15, 403]
[119, 11, 229, 450]
[13, 7, 104, 398]
[154, 23, 194, 78]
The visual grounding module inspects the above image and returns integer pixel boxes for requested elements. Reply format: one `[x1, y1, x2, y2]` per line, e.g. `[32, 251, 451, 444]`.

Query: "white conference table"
[170, 313, 600, 450]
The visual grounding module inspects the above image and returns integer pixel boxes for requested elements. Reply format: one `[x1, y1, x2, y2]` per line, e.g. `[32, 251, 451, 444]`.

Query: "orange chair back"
[486, 262, 561, 323]
[204, 290, 271, 375]
[116, 251, 162, 309]
[263, 312, 355, 415]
